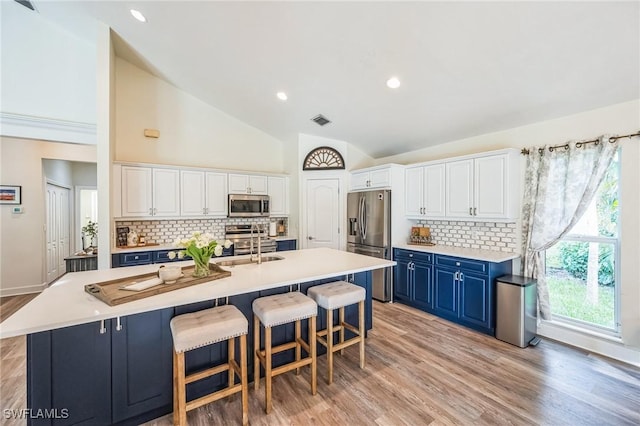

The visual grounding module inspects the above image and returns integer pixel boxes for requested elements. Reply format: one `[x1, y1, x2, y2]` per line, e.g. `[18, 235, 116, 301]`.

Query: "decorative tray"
[85, 263, 231, 306]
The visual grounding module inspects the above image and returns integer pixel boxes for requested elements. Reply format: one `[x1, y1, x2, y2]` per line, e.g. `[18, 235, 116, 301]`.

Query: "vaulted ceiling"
[31, 1, 640, 158]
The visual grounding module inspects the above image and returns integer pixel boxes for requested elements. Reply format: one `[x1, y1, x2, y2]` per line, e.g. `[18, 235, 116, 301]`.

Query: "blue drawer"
[435, 255, 488, 274]
[154, 250, 190, 263]
[393, 248, 432, 264]
[119, 252, 153, 266]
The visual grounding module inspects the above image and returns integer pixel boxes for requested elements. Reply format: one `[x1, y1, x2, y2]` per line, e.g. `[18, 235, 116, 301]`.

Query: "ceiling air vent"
[311, 114, 331, 126]
[15, 0, 37, 11]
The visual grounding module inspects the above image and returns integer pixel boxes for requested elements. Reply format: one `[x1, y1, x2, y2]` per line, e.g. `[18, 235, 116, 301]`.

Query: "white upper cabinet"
[228, 173, 268, 195]
[405, 163, 445, 218]
[350, 165, 394, 190]
[445, 159, 474, 217]
[445, 151, 518, 220]
[121, 166, 153, 217]
[121, 166, 179, 218]
[268, 176, 289, 216]
[405, 149, 519, 221]
[205, 172, 228, 216]
[180, 171, 228, 217]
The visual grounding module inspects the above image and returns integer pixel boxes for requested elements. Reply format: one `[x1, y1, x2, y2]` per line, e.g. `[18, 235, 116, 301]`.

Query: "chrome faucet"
[250, 223, 262, 264]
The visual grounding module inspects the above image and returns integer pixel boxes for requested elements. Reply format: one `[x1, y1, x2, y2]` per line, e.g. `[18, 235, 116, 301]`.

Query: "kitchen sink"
[216, 255, 284, 267]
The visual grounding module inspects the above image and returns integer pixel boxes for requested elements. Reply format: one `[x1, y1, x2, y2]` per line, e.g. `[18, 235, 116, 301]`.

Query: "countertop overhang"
[0, 248, 394, 339]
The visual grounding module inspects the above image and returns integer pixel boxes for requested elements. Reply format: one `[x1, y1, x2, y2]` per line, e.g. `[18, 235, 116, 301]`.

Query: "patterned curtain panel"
[521, 135, 619, 320]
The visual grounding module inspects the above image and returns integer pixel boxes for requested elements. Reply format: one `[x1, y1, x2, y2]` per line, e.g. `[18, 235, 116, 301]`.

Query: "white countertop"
[0, 248, 394, 339]
[393, 244, 520, 263]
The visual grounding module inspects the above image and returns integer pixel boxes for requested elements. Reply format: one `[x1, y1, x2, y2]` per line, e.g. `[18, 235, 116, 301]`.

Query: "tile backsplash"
[115, 217, 288, 246]
[416, 220, 519, 253]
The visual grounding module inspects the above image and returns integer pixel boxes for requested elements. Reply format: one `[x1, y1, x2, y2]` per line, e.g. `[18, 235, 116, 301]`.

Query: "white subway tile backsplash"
[417, 219, 519, 253]
[115, 217, 288, 246]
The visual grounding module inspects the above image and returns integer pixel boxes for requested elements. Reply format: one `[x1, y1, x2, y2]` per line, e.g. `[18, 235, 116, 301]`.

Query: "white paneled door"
[305, 178, 340, 249]
[46, 183, 70, 284]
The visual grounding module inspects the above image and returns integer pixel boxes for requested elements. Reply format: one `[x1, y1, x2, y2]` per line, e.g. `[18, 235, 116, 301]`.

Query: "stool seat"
[170, 305, 248, 353]
[308, 281, 365, 310]
[253, 291, 317, 327]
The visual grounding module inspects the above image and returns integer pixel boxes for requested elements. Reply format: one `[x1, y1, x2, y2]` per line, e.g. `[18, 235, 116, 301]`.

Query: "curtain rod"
[520, 131, 640, 155]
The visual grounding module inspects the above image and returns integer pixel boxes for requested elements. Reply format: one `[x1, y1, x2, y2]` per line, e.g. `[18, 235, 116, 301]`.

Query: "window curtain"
[521, 135, 619, 320]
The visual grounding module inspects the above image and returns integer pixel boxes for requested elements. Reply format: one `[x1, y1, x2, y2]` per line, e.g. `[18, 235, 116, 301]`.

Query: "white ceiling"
[31, 1, 640, 158]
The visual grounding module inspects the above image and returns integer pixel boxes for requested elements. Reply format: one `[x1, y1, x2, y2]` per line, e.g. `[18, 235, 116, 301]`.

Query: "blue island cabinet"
[393, 249, 433, 310]
[26, 271, 373, 425]
[27, 308, 175, 426]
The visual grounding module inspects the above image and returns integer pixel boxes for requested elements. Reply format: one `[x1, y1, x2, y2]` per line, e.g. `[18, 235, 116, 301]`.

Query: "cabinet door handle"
[116, 317, 123, 332]
[454, 271, 459, 281]
[469, 207, 473, 216]
[99, 320, 107, 334]
[149, 207, 153, 215]
[473, 207, 477, 216]
[459, 272, 464, 282]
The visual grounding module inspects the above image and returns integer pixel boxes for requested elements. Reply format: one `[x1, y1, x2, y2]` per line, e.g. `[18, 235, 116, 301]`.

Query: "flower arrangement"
[82, 220, 98, 249]
[168, 232, 233, 277]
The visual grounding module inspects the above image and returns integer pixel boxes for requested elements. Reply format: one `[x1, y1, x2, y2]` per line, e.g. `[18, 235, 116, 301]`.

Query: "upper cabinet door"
[350, 171, 370, 190]
[268, 176, 288, 216]
[152, 168, 180, 217]
[368, 168, 391, 188]
[180, 170, 206, 216]
[121, 166, 153, 217]
[446, 159, 473, 218]
[423, 163, 445, 217]
[474, 154, 508, 218]
[405, 166, 424, 217]
[228, 174, 267, 194]
[205, 172, 228, 216]
[248, 175, 268, 194]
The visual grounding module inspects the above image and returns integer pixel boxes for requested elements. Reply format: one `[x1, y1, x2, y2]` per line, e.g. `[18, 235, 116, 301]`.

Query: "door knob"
[308, 236, 314, 240]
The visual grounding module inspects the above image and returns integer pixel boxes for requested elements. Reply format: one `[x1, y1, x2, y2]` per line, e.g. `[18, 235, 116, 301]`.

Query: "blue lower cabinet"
[27, 321, 112, 426]
[393, 249, 433, 310]
[111, 308, 174, 424]
[276, 239, 297, 251]
[433, 266, 458, 319]
[459, 272, 491, 330]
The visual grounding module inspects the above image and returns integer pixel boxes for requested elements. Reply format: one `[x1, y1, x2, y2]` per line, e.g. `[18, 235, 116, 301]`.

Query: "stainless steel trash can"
[496, 275, 537, 347]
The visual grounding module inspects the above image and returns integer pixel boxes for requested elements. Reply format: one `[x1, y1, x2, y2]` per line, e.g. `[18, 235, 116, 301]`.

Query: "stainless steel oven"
[228, 194, 270, 217]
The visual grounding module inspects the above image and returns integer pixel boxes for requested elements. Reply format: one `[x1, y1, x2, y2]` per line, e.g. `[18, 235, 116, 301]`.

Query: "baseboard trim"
[0, 282, 47, 297]
[538, 321, 640, 367]
[0, 112, 96, 144]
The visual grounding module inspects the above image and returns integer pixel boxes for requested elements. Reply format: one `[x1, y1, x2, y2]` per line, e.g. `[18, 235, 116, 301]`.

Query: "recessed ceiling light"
[130, 9, 147, 22]
[276, 92, 288, 101]
[386, 77, 401, 89]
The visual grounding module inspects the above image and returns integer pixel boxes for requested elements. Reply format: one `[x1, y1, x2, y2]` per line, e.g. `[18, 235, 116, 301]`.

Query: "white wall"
[375, 100, 640, 364]
[0, 1, 96, 125]
[42, 159, 73, 187]
[71, 162, 97, 187]
[0, 137, 97, 296]
[115, 58, 285, 172]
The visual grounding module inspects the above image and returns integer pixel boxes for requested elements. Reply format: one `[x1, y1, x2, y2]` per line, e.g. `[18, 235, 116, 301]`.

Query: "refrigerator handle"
[361, 196, 367, 240]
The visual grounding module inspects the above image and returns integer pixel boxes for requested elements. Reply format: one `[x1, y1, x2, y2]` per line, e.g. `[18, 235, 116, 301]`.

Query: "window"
[545, 151, 620, 335]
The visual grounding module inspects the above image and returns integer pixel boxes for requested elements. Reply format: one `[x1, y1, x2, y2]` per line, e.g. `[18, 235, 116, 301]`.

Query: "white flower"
[224, 239, 232, 249]
[167, 251, 176, 260]
[214, 245, 223, 256]
[177, 251, 185, 259]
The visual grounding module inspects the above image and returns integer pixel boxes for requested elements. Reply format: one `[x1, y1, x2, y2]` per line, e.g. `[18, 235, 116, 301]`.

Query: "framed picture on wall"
[0, 185, 21, 204]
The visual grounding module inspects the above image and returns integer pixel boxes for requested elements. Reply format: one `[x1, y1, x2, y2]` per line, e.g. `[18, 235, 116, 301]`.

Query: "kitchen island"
[0, 248, 394, 426]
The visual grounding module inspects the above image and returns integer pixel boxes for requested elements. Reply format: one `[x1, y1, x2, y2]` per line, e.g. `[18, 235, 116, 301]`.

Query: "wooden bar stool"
[170, 305, 249, 426]
[307, 281, 366, 384]
[252, 291, 317, 414]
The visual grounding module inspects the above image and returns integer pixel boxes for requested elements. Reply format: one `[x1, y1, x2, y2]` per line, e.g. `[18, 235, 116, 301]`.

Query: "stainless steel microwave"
[228, 194, 270, 217]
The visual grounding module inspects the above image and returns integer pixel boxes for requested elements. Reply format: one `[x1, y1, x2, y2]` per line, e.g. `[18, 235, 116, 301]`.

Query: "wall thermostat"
[12, 206, 23, 214]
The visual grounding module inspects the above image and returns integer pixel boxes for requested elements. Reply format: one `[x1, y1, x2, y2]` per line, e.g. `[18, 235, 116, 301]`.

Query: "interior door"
[306, 178, 340, 249]
[46, 183, 70, 284]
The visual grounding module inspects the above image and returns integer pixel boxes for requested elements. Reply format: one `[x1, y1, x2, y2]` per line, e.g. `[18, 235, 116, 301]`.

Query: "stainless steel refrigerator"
[346, 190, 392, 302]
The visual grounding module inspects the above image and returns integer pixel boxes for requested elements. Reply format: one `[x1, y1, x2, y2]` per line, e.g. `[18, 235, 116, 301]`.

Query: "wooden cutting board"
[85, 264, 231, 306]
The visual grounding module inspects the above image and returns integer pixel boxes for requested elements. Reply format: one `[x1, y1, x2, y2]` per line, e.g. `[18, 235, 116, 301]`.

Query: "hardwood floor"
[1, 295, 638, 425]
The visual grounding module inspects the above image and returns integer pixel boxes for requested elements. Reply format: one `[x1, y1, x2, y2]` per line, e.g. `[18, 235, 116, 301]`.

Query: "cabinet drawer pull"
[134, 256, 139, 260]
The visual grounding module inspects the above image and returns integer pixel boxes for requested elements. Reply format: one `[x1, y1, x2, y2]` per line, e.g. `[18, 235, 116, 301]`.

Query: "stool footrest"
[271, 357, 313, 377]
[185, 362, 231, 384]
[185, 383, 243, 411]
[341, 322, 360, 335]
